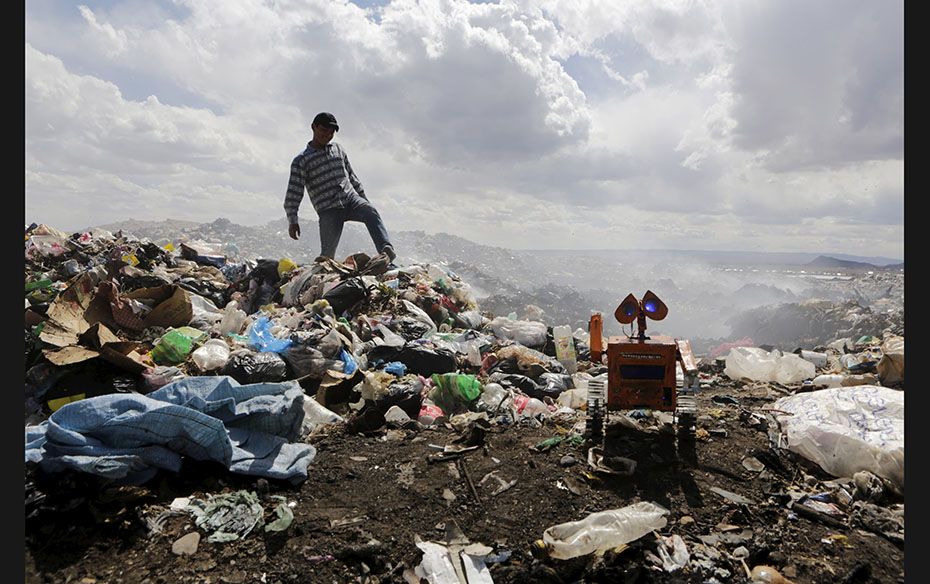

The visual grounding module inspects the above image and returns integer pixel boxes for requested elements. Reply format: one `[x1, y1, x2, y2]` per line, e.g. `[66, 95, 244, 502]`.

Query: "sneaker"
[382, 245, 397, 262]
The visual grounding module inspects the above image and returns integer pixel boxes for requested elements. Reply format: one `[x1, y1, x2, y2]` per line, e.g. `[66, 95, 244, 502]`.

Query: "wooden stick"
[458, 458, 482, 505]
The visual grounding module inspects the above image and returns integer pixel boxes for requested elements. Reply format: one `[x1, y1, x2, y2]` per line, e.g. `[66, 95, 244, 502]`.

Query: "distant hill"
[806, 255, 901, 271]
[525, 248, 903, 267]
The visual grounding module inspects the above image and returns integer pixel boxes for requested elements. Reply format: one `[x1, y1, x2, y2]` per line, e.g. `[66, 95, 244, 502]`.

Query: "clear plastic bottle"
[541, 502, 669, 559]
[553, 325, 578, 374]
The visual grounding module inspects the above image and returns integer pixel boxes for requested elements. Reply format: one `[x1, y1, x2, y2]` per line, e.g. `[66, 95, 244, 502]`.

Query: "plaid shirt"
[284, 142, 368, 224]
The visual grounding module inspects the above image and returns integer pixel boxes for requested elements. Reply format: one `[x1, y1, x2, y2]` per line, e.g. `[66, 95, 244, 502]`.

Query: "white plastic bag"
[302, 397, 344, 435]
[489, 316, 547, 348]
[542, 502, 669, 559]
[189, 293, 224, 327]
[770, 385, 903, 491]
[191, 339, 231, 371]
[724, 347, 815, 384]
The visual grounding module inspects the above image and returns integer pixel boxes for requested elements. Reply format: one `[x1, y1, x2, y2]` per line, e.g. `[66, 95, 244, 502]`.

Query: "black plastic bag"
[322, 277, 369, 314]
[367, 344, 457, 376]
[222, 350, 288, 384]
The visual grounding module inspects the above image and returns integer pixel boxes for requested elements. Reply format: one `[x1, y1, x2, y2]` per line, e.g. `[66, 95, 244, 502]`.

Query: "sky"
[25, 0, 904, 259]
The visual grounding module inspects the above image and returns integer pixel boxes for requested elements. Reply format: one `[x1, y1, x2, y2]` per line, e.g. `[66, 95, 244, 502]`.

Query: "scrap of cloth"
[25, 376, 315, 484]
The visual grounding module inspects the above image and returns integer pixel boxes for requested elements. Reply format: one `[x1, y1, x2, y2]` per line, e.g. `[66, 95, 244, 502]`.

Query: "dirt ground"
[25, 373, 905, 584]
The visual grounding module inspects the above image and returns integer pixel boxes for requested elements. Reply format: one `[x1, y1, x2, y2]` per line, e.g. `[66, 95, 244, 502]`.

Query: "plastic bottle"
[218, 301, 249, 335]
[541, 502, 669, 559]
[553, 325, 578, 374]
[799, 350, 828, 367]
[812, 374, 845, 388]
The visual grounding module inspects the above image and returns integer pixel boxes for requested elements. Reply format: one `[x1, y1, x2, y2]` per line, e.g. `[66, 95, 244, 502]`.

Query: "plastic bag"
[770, 385, 903, 491]
[222, 350, 288, 384]
[724, 347, 815, 384]
[191, 338, 232, 371]
[280, 344, 338, 380]
[189, 293, 224, 328]
[141, 365, 186, 391]
[302, 397, 344, 435]
[151, 327, 207, 365]
[248, 316, 293, 353]
[430, 373, 482, 413]
[489, 317, 547, 348]
[322, 277, 369, 314]
[400, 299, 438, 337]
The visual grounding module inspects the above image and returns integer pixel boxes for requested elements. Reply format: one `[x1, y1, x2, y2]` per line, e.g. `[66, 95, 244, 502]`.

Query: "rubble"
[24, 222, 906, 584]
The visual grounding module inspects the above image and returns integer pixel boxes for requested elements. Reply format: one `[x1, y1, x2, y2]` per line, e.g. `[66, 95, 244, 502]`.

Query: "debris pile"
[24, 222, 905, 583]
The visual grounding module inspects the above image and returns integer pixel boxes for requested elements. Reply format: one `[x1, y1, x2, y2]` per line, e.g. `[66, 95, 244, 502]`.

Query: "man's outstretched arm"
[284, 157, 305, 239]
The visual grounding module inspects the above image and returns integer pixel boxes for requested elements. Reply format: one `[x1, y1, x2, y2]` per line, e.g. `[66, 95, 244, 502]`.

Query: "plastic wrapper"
[151, 327, 207, 365]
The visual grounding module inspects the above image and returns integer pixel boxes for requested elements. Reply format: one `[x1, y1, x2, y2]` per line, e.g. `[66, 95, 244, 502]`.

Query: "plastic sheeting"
[724, 346, 815, 384]
[770, 385, 903, 491]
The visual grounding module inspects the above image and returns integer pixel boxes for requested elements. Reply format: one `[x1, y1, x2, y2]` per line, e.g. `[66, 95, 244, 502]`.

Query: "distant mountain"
[525, 248, 903, 267]
[806, 255, 889, 271]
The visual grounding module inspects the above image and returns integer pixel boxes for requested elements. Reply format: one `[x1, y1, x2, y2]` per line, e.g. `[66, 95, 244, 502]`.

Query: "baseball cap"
[312, 112, 339, 131]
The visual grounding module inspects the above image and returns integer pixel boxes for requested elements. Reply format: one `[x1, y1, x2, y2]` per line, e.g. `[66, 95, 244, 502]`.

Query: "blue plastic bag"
[338, 348, 358, 376]
[249, 316, 293, 353]
[384, 361, 407, 376]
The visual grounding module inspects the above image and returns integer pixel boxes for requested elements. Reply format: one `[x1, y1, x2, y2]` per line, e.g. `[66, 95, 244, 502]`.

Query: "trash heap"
[24, 223, 600, 482]
[24, 223, 906, 583]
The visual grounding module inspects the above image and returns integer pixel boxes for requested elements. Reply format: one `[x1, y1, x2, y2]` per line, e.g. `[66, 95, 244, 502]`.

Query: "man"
[284, 112, 396, 263]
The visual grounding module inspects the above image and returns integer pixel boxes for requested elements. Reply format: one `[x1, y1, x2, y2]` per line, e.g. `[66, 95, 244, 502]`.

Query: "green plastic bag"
[151, 326, 207, 365]
[430, 373, 482, 413]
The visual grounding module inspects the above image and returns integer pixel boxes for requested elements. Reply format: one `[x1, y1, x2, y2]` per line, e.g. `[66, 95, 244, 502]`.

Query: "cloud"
[25, 0, 903, 259]
[723, 0, 903, 171]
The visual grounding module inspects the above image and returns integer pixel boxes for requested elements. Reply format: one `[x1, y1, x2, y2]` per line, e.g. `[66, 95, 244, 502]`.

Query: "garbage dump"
[23, 222, 905, 584]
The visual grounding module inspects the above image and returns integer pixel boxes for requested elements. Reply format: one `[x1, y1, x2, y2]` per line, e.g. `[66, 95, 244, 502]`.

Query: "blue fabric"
[25, 376, 315, 484]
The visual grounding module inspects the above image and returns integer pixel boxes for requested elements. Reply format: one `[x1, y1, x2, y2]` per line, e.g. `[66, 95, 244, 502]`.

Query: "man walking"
[284, 112, 396, 263]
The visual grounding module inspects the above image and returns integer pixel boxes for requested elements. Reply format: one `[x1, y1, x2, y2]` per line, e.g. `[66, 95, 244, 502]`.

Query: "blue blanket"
[25, 376, 316, 484]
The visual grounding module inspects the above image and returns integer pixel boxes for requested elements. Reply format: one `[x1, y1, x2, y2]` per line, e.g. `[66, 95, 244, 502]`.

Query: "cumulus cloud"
[24, 0, 902, 258]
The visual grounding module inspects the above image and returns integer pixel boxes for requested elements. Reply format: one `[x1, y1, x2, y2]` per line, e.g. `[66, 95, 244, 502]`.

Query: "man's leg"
[345, 198, 394, 258]
[318, 209, 347, 259]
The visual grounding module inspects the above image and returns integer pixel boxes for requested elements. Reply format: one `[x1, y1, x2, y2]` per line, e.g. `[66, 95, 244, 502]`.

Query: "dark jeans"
[317, 197, 392, 259]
